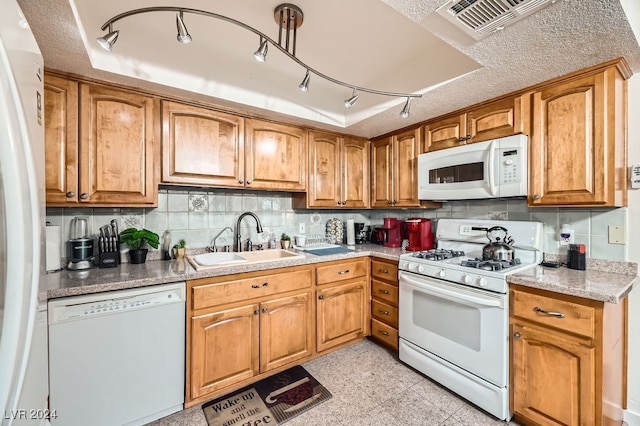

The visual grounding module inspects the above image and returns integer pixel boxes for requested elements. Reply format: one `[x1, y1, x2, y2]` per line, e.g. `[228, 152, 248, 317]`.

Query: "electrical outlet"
[608, 225, 625, 244]
[299, 223, 306, 234]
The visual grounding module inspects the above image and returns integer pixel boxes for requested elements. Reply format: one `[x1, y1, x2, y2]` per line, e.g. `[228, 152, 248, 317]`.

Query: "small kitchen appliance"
[67, 216, 96, 270]
[381, 218, 404, 248]
[354, 223, 366, 244]
[567, 243, 586, 270]
[405, 218, 433, 251]
[398, 219, 543, 420]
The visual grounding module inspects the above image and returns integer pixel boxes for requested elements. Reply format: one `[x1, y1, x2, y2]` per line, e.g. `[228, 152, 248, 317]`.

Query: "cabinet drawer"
[316, 259, 368, 285]
[371, 279, 398, 306]
[371, 319, 398, 350]
[192, 269, 312, 310]
[371, 259, 398, 282]
[371, 299, 398, 328]
[511, 288, 596, 338]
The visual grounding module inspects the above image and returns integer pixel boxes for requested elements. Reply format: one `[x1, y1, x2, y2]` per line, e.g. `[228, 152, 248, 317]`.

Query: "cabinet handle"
[378, 269, 389, 274]
[80, 193, 88, 199]
[379, 309, 391, 315]
[458, 135, 471, 142]
[378, 330, 390, 336]
[246, 180, 252, 184]
[239, 179, 244, 184]
[392, 200, 397, 205]
[318, 295, 324, 300]
[251, 282, 269, 289]
[261, 307, 268, 313]
[337, 269, 350, 275]
[378, 289, 391, 295]
[513, 332, 521, 339]
[254, 309, 260, 315]
[533, 306, 565, 318]
[388, 200, 393, 205]
[66, 191, 75, 198]
[532, 194, 541, 200]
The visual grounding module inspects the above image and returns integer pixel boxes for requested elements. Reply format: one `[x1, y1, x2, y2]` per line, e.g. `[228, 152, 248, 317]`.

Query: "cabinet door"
[79, 84, 158, 205]
[467, 97, 522, 143]
[190, 304, 259, 400]
[260, 293, 313, 372]
[307, 131, 341, 207]
[370, 138, 393, 208]
[423, 114, 466, 152]
[341, 137, 369, 208]
[529, 71, 617, 206]
[393, 128, 421, 207]
[316, 280, 367, 352]
[44, 74, 78, 205]
[245, 119, 307, 191]
[511, 322, 595, 426]
[162, 101, 244, 188]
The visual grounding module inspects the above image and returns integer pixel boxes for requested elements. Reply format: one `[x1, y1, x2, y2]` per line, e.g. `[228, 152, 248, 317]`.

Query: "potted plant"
[119, 227, 160, 264]
[173, 239, 187, 259]
[280, 233, 291, 249]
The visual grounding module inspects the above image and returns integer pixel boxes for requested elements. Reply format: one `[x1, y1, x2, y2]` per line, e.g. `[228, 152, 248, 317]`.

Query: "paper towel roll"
[46, 225, 62, 272]
[346, 219, 355, 245]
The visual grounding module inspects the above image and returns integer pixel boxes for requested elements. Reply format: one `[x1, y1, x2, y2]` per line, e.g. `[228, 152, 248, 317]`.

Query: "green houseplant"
[173, 238, 187, 259]
[119, 227, 160, 264]
[280, 233, 291, 249]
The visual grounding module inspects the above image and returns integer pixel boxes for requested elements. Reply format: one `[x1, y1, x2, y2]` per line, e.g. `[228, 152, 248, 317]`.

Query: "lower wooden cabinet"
[509, 285, 626, 425]
[370, 258, 399, 351]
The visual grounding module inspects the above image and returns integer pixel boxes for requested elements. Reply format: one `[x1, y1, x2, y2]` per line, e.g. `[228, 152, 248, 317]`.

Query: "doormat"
[202, 365, 332, 426]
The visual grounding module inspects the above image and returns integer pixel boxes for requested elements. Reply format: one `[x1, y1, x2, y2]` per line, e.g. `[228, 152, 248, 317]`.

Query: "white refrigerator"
[0, 0, 47, 424]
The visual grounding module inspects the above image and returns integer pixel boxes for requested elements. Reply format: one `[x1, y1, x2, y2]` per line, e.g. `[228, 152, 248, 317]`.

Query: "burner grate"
[460, 258, 522, 271]
[412, 249, 466, 261]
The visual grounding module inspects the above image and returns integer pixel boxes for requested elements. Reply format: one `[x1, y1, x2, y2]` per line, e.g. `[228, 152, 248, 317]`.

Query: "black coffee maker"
[354, 223, 366, 244]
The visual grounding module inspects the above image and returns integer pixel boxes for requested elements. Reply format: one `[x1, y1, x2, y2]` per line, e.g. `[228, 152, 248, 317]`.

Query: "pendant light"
[176, 11, 192, 43]
[299, 70, 310, 92]
[344, 89, 359, 109]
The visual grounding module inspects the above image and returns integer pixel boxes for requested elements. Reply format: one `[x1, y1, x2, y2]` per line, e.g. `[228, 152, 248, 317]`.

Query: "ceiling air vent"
[436, 0, 554, 40]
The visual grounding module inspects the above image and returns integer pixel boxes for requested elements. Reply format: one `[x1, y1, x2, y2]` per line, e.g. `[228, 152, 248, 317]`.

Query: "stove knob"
[438, 269, 446, 278]
[477, 277, 488, 287]
[399, 261, 408, 270]
[462, 274, 471, 283]
[417, 265, 425, 273]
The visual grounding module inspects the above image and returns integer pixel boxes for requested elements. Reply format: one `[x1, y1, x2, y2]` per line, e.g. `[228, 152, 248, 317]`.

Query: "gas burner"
[460, 258, 522, 271]
[412, 249, 465, 261]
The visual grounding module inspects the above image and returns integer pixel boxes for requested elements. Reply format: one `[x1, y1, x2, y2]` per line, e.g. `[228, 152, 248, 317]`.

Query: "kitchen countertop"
[44, 245, 637, 304]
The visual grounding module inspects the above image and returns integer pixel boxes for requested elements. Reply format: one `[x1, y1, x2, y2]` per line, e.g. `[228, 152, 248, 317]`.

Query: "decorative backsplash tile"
[189, 194, 208, 212]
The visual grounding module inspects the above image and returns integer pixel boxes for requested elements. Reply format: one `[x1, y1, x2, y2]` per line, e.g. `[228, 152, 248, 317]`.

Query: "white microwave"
[418, 134, 528, 201]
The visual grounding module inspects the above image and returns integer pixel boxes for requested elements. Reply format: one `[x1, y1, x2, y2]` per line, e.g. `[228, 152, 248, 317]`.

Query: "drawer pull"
[534, 306, 565, 318]
[378, 330, 390, 336]
[378, 309, 391, 315]
[251, 282, 269, 289]
[378, 269, 390, 274]
[378, 289, 391, 295]
[337, 269, 350, 275]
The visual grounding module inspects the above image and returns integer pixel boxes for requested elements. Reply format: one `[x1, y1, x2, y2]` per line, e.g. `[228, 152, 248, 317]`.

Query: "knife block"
[98, 251, 118, 268]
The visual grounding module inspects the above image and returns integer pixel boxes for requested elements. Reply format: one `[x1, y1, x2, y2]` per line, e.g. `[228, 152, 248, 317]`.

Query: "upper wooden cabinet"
[44, 74, 159, 206]
[292, 131, 369, 208]
[371, 128, 424, 208]
[44, 74, 78, 205]
[528, 63, 628, 207]
[423, 96, 525, 152]
[162, 101, 244, 188]
[245, 119, 307, 191]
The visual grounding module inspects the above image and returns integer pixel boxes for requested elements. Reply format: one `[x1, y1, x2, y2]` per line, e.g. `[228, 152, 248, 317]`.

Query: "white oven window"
[413, 290, 481, 351]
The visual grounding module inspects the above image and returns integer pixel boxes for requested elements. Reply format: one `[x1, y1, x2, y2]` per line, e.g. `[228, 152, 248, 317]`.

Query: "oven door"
[398, 270, 507, 387]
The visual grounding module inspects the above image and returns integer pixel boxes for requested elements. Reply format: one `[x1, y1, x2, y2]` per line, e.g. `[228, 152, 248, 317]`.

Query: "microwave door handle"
[486, 140, 497, 196]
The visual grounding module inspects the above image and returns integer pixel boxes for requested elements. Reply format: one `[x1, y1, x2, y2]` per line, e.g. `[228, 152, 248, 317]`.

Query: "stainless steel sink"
[187, 249, 304, 270]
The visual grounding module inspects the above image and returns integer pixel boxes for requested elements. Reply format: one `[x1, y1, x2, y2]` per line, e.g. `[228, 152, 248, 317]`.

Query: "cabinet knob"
[379, 309, 391, 315]
[261, 307, 268, 313]
[254, 309, 260, 315]
[318, 295, 324, 300]
[246, 180, 252, 184]
[532, 194, 541, 200]
[378, 269, 389, 274]
[80, 193, 88, 199]
[66, 191, 75, 198]
[379, 289, 391, 295]
[513, 332, 521, 339]
[239, 179, 244, 184]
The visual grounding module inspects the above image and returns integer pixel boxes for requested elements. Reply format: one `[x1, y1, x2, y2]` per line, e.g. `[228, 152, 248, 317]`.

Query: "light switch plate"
[299, 223, 306, 234]
[608, 226, 625, 244]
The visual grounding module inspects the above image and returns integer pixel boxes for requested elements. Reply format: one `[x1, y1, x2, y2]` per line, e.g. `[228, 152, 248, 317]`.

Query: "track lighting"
[176, 11, 192, 43]
[344, 89, 359, 109]
[400, 97, 411, 118]
[299, 70, 310, 92]
[97, 5, 422, 113]
[253, 38, 268, 62]
[96, 24, 119, 52]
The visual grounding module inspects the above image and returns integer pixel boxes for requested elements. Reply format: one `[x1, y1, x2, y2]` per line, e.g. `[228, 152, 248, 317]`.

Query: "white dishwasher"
[48, 282, 185, 426]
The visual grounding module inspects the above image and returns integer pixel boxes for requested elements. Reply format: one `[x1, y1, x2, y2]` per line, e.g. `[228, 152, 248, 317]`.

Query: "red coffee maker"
[405, 218, 433, 251]
[382, 217, 404, 248]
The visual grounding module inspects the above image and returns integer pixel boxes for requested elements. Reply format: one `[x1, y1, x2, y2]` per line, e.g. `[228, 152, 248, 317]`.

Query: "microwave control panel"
[499, 148, 522, 184]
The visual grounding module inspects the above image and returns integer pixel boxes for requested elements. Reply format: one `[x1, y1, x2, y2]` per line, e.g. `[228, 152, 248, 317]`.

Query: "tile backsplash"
[46, 188, 627, 261]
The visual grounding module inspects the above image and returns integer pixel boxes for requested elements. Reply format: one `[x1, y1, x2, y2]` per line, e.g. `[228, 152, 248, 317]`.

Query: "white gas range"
[398, 219, 543, 420]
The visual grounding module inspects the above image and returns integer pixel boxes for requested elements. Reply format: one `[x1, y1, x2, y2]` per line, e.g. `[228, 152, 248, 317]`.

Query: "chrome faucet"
[235, 212, 263, 252]
[209, 226, 233, 252]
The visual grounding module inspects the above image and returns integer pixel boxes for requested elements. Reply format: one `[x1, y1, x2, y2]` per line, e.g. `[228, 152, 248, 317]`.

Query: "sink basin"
[187, 249, 304, 270]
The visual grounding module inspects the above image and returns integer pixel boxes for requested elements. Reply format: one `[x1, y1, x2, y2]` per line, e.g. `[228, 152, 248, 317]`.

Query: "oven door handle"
[400, 272, 503, 308]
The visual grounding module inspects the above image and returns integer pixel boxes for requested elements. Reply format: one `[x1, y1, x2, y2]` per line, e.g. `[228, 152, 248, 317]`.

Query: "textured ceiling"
[16, 0, 640, 138]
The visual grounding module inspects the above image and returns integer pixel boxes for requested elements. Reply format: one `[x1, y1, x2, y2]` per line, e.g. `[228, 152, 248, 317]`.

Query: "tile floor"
[149, 339, 519, 426]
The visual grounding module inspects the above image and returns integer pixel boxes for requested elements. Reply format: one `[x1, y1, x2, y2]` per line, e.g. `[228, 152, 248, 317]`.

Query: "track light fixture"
[96, 23, 119, 52]
[344, 89, 359, 109]
[176, 11, 192, 43]
[299, 70, 310, 92]
[96, 4, 421, 115]
[253, 38, 269, 62]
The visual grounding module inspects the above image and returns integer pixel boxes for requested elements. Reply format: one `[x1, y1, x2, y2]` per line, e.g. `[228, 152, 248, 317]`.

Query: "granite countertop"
[44, 245, 637, 304]
[43, 244, 404, 299]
